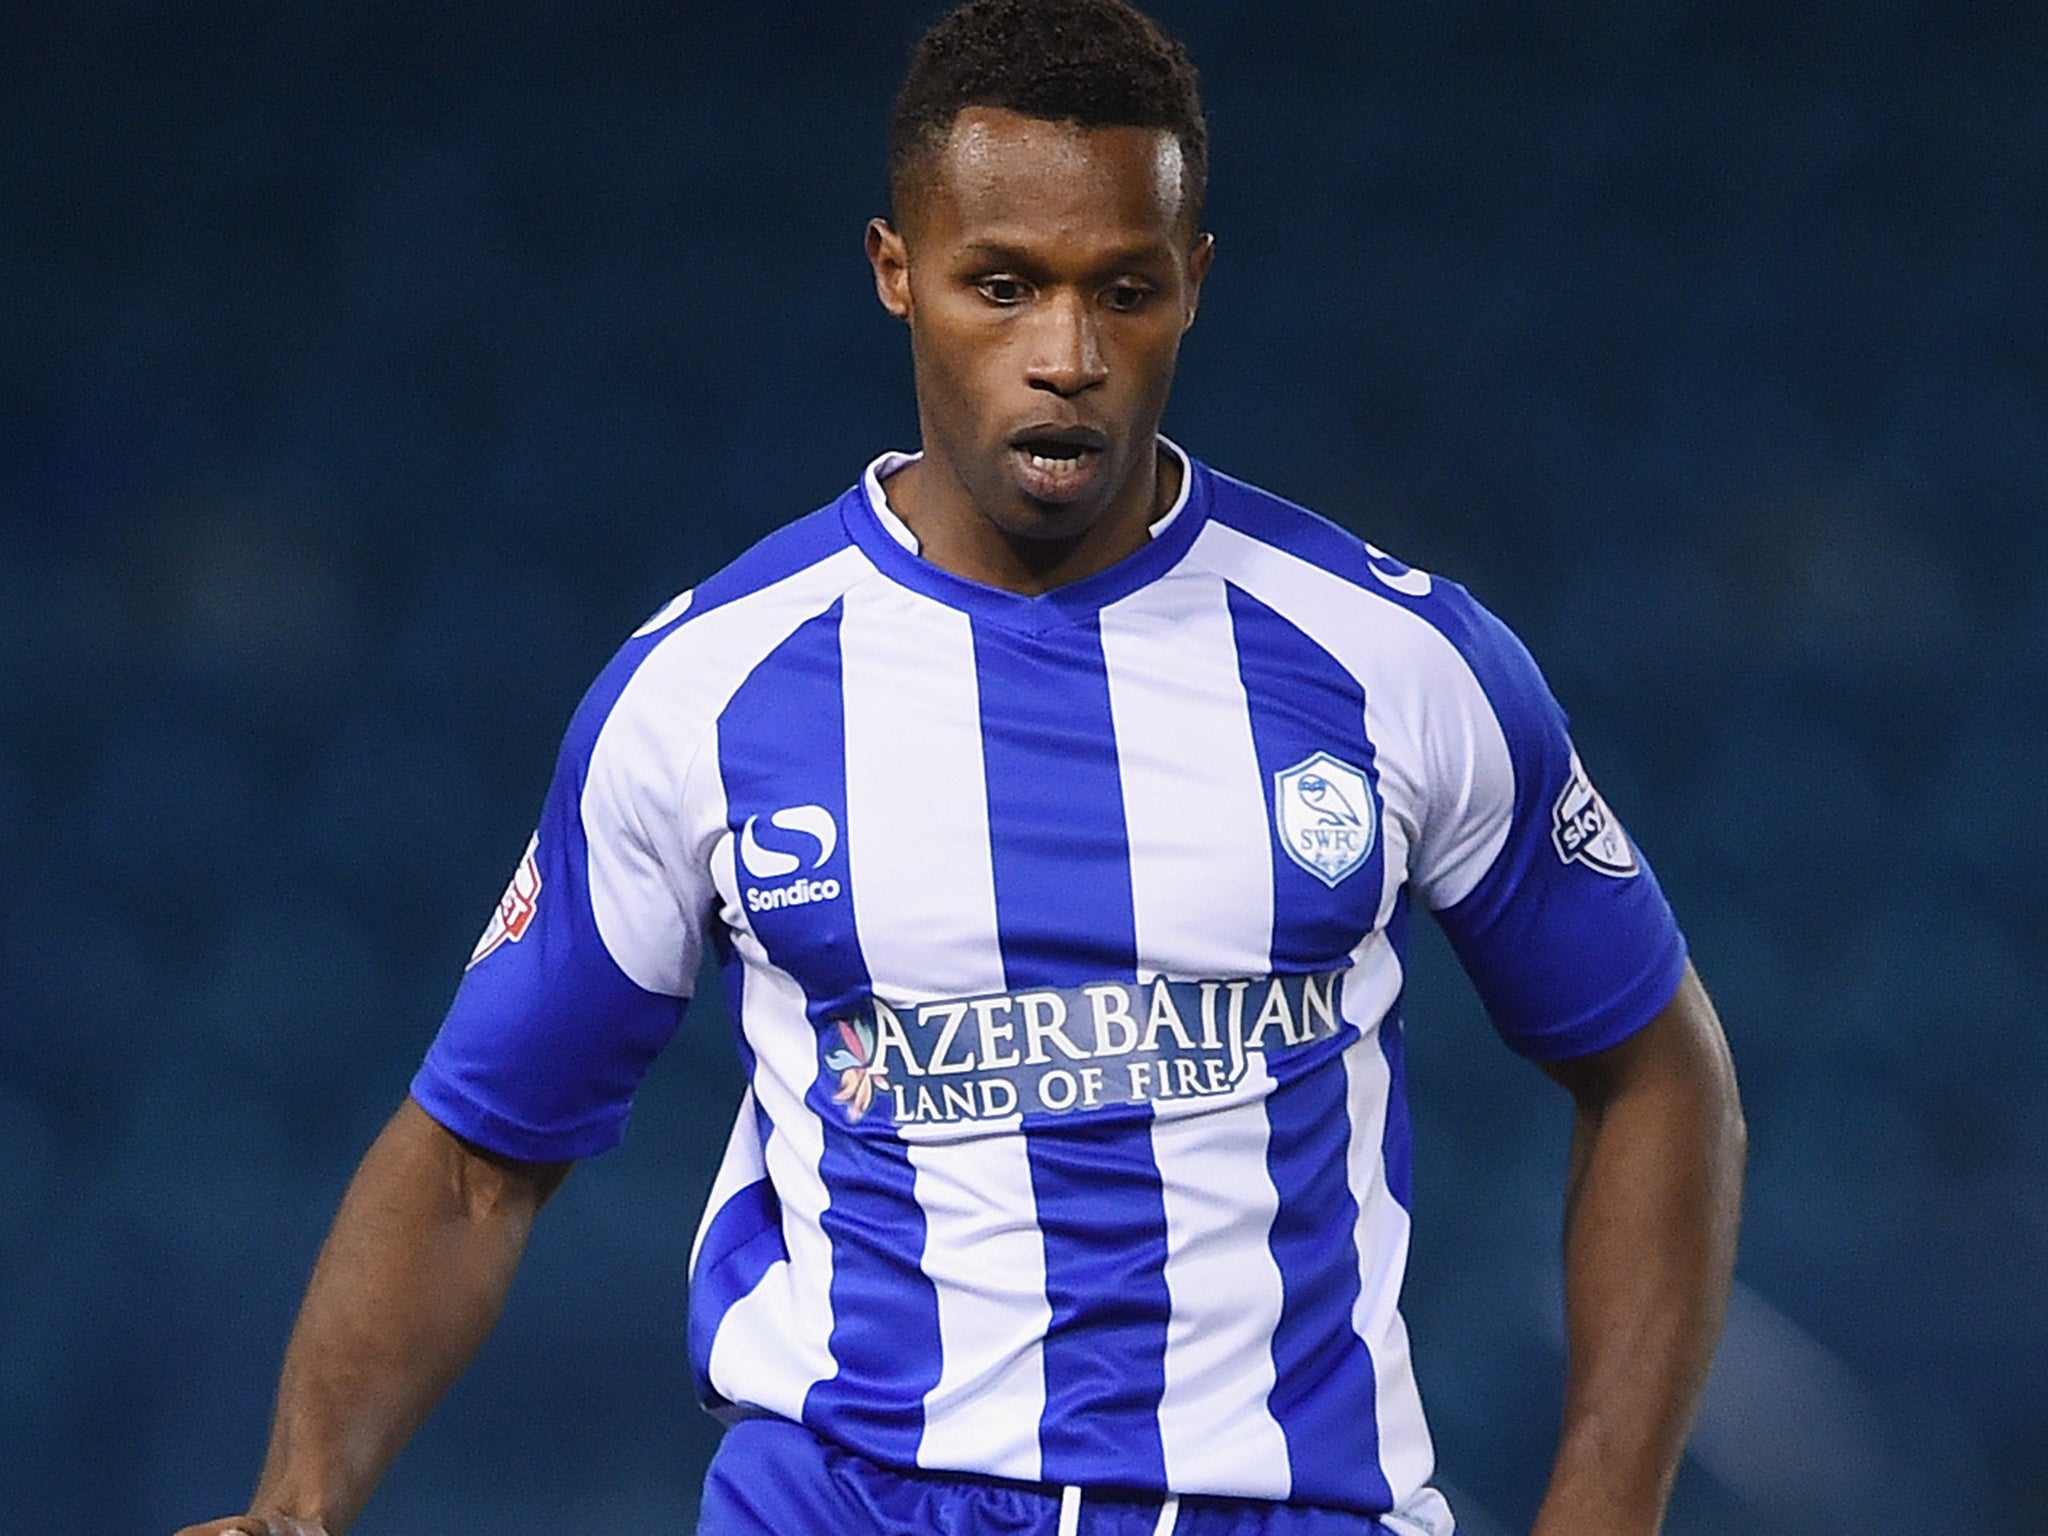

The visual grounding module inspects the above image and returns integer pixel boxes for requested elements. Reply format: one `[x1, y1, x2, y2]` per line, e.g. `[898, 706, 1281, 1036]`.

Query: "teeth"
[1027, 451, 1083, 471]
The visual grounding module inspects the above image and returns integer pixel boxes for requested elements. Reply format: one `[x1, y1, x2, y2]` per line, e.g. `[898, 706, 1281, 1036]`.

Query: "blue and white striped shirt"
[414, 442, 1686, 1528]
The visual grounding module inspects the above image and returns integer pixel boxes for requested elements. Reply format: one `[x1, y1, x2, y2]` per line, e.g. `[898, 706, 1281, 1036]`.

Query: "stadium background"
[2, 2, 2043, 1531]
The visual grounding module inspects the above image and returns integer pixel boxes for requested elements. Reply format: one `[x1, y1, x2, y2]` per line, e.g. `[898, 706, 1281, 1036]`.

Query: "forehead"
[912, 106, 1188, 250]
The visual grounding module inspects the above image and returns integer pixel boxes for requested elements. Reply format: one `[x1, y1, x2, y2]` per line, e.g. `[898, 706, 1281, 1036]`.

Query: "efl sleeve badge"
[468, 832, 544, 967]
[1549, 753, 1640, 878]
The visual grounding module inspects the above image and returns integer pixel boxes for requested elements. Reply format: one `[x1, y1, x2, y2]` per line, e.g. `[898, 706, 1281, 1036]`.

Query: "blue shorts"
[698, 1415, 1399, 1535]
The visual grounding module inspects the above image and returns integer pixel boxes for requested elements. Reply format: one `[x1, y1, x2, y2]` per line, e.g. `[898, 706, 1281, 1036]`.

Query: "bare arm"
[176, 1097, 571, 1536]
[1528, 962, 1746, 1536]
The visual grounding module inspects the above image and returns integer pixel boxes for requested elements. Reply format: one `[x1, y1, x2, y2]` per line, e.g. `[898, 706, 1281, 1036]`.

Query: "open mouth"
[1022, 445, 1092, 472]
[1010, 427, 1108, 503]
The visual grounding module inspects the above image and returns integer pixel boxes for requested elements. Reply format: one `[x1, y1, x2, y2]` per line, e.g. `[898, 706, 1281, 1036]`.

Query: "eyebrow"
[951, 238, 1177, 271]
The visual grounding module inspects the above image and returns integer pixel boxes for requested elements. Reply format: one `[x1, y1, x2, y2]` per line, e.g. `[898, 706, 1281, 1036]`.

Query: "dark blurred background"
[2, 2, 2043, 1531]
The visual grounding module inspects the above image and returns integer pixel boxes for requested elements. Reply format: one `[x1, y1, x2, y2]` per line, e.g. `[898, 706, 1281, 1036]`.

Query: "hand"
[172, 1518, 330, 1536]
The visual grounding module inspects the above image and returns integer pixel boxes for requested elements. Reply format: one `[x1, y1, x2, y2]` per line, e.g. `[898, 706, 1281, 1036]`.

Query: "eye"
[975, 275, 1030, 306]
[1102, 281, 1156, 313]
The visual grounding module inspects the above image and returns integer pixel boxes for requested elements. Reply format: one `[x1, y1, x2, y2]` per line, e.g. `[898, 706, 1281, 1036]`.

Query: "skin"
[1531, 963, 1746, 1536]
[177, 105, 1744, 1536]
[867, 107, 1214, 595]
[173, 1100, 569, 1536]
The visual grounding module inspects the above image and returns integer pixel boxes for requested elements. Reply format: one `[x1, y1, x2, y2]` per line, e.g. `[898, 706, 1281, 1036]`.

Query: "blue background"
[2, 2, 2042, 1531]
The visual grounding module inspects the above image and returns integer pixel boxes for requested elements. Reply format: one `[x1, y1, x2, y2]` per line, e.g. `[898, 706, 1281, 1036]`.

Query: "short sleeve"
[1416, 597, 1687, 1063]
[411, 616, 710, 1160]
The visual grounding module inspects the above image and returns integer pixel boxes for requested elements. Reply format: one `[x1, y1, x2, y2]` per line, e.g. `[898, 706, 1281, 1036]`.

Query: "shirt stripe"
[703, 949, 838, 1421]
[1264, 1037, 1394, 1510]
[1223, 584, 1387, 970]
[1101, 572, 1292, 1490]
[839, 580, 1050, 1480]
[717, 605, 942, 1463]
[1149, 1074, 1291, 1497]
[1101, 570, 1275, 980]
[1343, 1015, 1437, 1505]
[973, 614, 1169, 1486]
[687, 1090, 786, 1408]
[974, 616, 1143, 988]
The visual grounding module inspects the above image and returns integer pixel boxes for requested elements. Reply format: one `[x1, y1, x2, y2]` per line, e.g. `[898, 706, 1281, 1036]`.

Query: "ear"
[1182, 232, 1216, 332]
[867, 218, 912, 322]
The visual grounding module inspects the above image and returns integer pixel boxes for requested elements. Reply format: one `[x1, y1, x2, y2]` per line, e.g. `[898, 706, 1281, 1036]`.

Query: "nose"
[1026, 290, 1107, 398]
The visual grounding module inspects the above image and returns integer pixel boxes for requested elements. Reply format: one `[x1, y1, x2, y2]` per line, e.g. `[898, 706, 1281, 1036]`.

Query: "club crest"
[1274, 752, 1377, 887]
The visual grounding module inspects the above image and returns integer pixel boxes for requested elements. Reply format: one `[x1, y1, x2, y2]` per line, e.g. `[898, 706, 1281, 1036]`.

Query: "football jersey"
[413, 441, 1687, 1530]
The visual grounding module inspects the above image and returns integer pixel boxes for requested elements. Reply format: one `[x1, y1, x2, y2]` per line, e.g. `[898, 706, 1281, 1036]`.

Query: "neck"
[884, 441, 1180, 596]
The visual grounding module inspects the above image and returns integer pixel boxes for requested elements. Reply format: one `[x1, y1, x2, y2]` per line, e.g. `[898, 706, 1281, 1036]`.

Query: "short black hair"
[889, 0, 1208, 234]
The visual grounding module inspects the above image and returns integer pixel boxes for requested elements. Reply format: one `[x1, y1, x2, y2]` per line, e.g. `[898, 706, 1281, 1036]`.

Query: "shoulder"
[679, 492, 869, 622]
[1188, 462, 1541, 704]
[562, 486, 877, 770]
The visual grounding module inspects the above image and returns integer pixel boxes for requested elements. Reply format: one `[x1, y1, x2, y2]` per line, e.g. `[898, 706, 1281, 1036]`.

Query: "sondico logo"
[739, 804, 842, 913]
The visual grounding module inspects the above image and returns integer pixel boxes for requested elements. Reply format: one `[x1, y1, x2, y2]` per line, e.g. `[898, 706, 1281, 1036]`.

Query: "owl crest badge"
[1274, 752, 1378, 888]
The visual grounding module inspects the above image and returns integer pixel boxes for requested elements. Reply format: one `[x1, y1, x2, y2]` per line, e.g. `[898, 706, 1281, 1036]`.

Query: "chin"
[993, 493, 1109, 544]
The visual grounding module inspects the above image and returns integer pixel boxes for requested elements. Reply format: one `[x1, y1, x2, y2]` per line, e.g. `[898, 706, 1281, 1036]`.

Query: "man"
[179, 2, 1744, 1533]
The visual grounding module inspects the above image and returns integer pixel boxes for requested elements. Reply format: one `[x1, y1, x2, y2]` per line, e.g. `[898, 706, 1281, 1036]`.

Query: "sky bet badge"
[1550, 751, 1640, 877]
[1274, 751, 1378, 887]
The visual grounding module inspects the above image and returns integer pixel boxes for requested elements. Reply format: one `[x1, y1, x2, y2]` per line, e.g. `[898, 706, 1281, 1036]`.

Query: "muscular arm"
[178, 1097, 571, 1536]
[1528, 962, 1745, 1536]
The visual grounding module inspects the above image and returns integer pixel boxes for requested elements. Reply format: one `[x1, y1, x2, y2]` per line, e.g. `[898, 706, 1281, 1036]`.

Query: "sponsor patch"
[738, 803, 844, 913]
[1274, 751, 1378, 887]
[469, 832, 542, 967]
[1365, 541, 1433, 598]
[631, 589, 693, 637]
[821, 969, 1348, 1128]
[1550, 753, 1639, 877]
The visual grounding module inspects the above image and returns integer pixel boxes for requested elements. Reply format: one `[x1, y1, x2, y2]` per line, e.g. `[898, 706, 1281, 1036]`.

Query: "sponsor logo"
[739, 803, 843, 912]
[1365, 542, 1432, 598]
[631, 589, 693, 637]
[821, 970, 1347, 1126]
[468, 832, 542, 967]
[746, 877, 841, 913]
[1274, 751, 1378, 887]
[1550, 752, 1639, 877]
